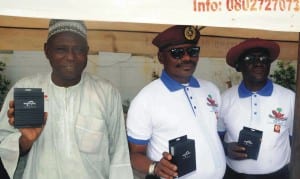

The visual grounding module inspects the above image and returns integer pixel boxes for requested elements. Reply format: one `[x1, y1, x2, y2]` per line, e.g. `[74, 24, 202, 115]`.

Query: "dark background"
[0, 159, 9, 179]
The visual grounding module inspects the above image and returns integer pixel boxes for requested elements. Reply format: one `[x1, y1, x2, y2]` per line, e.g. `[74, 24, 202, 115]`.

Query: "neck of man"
[243, 79, 268, 92]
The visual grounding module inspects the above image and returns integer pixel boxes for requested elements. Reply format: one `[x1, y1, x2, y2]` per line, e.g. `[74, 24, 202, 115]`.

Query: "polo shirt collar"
[238, 79, 273, 98]
[160, 70, 200, 92]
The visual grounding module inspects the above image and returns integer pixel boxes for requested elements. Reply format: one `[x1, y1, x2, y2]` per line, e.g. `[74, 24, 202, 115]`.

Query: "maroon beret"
[152, 25, 200, 50]
[226, 38, 280, 68]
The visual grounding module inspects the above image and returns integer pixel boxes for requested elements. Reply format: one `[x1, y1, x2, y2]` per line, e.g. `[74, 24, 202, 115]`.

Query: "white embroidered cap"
[47, 19, 87, 40]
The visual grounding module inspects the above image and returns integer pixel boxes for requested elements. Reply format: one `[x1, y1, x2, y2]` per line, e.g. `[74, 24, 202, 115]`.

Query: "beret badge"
[184, 26, 197, 40]
[152, 25, 200, 49]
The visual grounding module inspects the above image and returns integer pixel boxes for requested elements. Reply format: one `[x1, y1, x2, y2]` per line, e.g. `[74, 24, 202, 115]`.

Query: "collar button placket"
[184, 86, 197, 116]
[251, 93, 260, 126]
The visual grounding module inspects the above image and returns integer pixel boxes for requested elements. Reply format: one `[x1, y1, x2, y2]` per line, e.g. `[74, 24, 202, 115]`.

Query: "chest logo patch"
[206, 94, 218, 119]
[268, 107, 287, 133]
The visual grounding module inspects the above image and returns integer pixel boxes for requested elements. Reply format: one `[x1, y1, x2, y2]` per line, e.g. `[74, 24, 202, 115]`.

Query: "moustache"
[175, 60, 197, 68]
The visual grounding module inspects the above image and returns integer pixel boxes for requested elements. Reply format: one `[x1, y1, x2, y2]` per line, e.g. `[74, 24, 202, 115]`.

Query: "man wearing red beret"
[218, 38, 295, 179]
[126, 25, 226, 179]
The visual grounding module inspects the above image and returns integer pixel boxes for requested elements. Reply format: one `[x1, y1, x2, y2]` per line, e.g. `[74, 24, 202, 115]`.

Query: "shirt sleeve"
[126, 91, 152, 144]
[0, 87, 22, 178]
[106, 87, 133, 179]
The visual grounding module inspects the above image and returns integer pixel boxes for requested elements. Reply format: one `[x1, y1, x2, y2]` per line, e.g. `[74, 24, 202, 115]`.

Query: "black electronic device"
[238, 127, 263, 160]
[169, 135, 196, 177]
[14, 88, 44, 128]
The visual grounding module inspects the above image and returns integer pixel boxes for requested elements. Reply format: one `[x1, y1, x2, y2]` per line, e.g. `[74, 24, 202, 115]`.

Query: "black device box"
[169, 135, 196, 177]
[238, 127, 263, 160]
[14, 88, 44, 128]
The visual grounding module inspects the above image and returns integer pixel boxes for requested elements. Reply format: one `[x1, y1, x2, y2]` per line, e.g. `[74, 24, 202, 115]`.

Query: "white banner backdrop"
[0, 0, 299, 32]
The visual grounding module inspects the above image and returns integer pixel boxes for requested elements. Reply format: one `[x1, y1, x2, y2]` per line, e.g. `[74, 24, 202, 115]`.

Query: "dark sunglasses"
[241, 55, 271, 65]
[166, 46, 200, 59]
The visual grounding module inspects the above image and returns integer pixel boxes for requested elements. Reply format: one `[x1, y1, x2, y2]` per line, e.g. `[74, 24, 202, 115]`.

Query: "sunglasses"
[165, 46, 200, 59]
[241, 55, 271, 65]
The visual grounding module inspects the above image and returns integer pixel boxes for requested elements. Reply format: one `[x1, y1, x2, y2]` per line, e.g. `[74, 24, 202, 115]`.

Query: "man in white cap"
[0, 19, 133, 179]
[218, 38, 294, 179]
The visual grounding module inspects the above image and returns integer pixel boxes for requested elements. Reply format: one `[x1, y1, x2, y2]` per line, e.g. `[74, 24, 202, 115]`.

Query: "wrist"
[148, 161, 158, 176]
[19, 135, 33, 156]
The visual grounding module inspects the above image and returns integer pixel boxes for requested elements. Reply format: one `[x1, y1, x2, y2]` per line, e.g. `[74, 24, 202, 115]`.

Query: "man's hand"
[129, 143, 178, 178]
[7, 100, 47, 155]
[154, 152, 178, 179]
[226, 142, 248, 160]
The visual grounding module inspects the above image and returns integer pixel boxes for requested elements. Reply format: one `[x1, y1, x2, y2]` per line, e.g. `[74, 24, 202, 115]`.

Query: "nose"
[66, 48, 76, 61]
[253, 58, 265, 66]
[181, 52, 191, 61]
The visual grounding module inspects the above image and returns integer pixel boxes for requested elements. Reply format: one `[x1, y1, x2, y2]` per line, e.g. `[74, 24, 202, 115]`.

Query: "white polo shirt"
[127, 70, 226, 179]
[218, 80, 295, 174]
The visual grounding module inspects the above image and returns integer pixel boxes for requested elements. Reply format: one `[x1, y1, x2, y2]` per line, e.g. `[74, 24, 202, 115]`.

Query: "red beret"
[152, 25, 200, 50]
[226, 38, 280, 68]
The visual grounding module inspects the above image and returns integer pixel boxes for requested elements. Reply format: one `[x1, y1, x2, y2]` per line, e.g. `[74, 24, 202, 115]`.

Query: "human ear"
[235, 63, 241, 72]
[44, 43, 50, 60]
[157, 52, 164, 64]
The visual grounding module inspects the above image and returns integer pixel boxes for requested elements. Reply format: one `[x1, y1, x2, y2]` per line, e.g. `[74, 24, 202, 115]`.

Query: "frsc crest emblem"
[184, 26, 197, 40]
